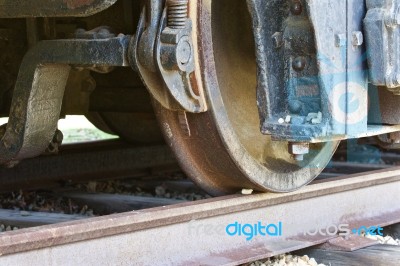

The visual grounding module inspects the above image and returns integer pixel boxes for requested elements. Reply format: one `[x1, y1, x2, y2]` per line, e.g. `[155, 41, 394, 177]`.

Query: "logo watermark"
[188, 220, 383, 241]
[225, 221, 283, 241]
[303, 224, 383, 237]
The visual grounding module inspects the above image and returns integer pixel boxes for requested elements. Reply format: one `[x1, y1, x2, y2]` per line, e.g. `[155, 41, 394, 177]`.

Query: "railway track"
[0, 142, 399, 265]
[0, 140, 179, 192]
[0, 139, 393, 191]
[1, 1, 400, 265]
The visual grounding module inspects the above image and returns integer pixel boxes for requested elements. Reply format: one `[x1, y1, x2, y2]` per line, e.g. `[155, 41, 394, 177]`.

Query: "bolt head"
[288, 142, 310, 156]
[289, 100, 303, 114]
[290, 0, 303, 15]
[272, 32, 283, 49]
[335, 34, 346, 47]
[352, 31, 364, 46]
[177, 38, 192, 65]
[292, 56, 306, 72]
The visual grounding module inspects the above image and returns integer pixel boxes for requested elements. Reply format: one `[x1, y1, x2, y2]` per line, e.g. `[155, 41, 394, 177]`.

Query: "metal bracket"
[247, 0, 368, 143]
[0, 33, 130, 165]
[130, 0, 206, 113]
[156, 8, 204, 113]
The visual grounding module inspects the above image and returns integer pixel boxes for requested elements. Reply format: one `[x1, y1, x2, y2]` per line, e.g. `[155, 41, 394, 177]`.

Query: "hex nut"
[335, 34, 346, 47]
[288, 143, 310, 161]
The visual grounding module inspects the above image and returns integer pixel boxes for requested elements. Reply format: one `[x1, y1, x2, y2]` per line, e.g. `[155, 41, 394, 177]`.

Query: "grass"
[0, 116, 118, 144]
[58, 116, 118, 143]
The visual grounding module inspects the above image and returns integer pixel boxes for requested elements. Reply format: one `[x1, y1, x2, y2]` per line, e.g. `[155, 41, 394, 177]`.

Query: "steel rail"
[0, 168, 399, 265]
[0, 140, 178, 192]
[0, 138, 388, 191]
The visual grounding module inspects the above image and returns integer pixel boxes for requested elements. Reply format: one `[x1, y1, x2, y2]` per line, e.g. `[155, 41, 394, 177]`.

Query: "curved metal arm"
[0, 35, 130, 165]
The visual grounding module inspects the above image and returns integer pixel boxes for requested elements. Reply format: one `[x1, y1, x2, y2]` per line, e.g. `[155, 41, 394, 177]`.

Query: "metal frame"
[247, 0, 373, 142]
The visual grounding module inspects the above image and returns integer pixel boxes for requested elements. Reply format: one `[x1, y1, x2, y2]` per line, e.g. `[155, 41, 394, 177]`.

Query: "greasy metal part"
[156, 3, 205, 112]
[155, 0, 338, 194]
[364, 0, 400, 92]
[0, 169, 399, 265]
[131, 3, 181, 111]
[136, 0, 164, 72]
[0, 140, 177, 192]
[0, 0, 117, 18]
[0, 34, 130, 165]
[130, 0, 207, 113]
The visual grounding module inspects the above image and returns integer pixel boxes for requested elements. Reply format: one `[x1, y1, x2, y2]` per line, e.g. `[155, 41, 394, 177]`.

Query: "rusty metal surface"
[155, 0, 338, 195]
[317, 235, 378, 252]
[0, 0, 117, 18]
[0, 168, 399, 265]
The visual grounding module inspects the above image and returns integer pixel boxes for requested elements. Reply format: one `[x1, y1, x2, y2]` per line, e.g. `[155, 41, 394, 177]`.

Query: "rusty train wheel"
[154, 0, 339, 195]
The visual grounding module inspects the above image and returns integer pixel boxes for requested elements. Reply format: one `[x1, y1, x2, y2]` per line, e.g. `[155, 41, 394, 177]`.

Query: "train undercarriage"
[0, 0, 399, 195]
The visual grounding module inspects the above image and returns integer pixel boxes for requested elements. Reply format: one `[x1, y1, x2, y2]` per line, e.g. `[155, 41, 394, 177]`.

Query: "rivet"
[352, 31, 364, 46]
[292, 56, 306, 72]
[290, 0, 303, 15]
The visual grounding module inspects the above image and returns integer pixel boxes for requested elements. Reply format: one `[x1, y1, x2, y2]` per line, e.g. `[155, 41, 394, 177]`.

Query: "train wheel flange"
[154, 0, 339, 195]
